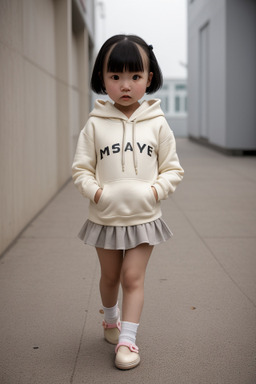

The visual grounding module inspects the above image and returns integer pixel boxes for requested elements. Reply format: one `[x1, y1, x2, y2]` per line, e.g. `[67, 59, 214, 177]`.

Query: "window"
[175, 96, 180, 112]
[175, 84, 186, 91]
[184, 96, 188, 112]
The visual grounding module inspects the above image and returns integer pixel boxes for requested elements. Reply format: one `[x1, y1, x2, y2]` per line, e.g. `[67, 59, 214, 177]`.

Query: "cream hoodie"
[72, 99, 184, 226]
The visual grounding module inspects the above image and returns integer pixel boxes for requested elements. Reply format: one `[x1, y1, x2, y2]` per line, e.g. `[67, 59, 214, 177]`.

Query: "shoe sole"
[115, 355, 140, 370]
[104, 336, 118, 345]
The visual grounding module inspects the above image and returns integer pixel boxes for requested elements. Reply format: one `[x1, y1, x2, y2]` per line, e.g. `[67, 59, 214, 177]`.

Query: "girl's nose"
[121, 81, 131, 91]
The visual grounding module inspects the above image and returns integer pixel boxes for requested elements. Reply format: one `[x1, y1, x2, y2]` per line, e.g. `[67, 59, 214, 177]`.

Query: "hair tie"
[148, 44, 153, 51]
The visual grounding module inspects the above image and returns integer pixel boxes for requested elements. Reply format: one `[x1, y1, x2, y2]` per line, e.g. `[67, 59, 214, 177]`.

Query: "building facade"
[0, 0, 95, 255]
[148, 78, 188, 137]
[187, 0, 256, 153]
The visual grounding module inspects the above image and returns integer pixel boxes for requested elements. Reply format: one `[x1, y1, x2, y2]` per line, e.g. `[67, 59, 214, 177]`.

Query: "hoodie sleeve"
[153, 120, 184, 201]
[72, 122, 100, 202]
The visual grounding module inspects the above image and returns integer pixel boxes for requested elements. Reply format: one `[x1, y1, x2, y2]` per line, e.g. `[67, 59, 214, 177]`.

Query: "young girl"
[72, 34, 184, 370]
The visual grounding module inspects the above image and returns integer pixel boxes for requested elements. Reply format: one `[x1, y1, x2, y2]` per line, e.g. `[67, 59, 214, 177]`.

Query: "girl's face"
[102, 46, 153, 117]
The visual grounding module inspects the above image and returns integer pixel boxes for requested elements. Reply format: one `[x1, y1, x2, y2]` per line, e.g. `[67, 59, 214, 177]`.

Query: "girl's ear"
[147, 72, 153, 87]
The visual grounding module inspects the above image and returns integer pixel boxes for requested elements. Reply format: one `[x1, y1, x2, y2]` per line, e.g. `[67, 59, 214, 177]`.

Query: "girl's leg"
[120, 243, 153, 323]
[96, 247, 123, 308]
[97, 248, 123, 345]
[115, 244, 153, 369]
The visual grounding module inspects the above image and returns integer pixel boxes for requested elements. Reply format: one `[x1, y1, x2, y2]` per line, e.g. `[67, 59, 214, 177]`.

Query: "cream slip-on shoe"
[115, 342, 140, 370]
[102, 313, 121, 345]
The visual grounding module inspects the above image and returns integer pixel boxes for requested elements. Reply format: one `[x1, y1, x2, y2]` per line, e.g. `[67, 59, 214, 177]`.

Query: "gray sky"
[95, 0, 187, 79]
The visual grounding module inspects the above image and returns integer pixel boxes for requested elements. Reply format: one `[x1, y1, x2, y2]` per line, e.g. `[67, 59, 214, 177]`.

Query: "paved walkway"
[0, 139, 256, 384]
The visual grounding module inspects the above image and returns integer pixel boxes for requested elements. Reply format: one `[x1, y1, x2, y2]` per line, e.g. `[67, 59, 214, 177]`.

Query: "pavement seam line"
[69, 258, 98, 384]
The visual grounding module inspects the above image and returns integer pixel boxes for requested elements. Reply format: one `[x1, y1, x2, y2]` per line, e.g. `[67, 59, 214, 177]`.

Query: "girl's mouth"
[121, 95, 131, 99]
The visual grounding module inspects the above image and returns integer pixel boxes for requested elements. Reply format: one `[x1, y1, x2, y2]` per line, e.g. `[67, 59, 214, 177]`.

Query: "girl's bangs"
[107, 42, 145, 73]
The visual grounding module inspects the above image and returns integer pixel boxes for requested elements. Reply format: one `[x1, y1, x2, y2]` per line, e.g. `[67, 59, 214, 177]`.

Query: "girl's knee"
[120, 269, 142, 292]
[101, 273, 120, 288]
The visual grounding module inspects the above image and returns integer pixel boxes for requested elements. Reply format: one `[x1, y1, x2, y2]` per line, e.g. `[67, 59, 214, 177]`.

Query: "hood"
[89, 99, 164, 121]
[89, 99, 164, 174]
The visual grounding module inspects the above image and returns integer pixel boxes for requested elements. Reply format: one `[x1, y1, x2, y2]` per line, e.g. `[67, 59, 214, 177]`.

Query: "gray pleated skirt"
[78, 218, 173, 250]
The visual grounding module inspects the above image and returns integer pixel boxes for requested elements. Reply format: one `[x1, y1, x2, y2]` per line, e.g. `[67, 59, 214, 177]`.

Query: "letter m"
[100, 146, 110, 160]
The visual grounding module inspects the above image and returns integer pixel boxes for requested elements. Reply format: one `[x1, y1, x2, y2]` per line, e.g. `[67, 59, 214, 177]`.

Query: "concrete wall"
[226, 0, 256, 149]
[0, 0, 93, 255]
[187, 0, 256, 152]
[188, 0, 227, 147]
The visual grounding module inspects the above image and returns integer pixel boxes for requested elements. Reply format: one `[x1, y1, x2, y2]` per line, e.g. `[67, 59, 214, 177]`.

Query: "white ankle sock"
[119, 321, 139, 345]
[102, 302, 119, 324]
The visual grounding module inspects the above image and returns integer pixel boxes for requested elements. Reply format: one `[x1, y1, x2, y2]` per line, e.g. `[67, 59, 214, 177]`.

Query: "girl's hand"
[94, 188, 103, 204]
[151, 186, 158, 201]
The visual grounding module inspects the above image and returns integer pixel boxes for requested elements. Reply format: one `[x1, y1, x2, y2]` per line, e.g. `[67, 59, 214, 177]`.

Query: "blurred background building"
[0, 0, 95, 255]
[187, 0, 256, 154]
[145, 78, 188, 137]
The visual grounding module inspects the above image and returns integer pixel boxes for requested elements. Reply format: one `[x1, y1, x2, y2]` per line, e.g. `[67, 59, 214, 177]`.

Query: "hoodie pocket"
[96, 181, 157, 219]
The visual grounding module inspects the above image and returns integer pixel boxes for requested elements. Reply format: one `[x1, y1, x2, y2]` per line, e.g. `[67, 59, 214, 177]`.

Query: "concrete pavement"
[0, 138, 256, 384]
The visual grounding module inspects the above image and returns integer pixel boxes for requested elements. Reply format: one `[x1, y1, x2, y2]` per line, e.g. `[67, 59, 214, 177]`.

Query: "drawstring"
[121, 120, 126, 172]
[121, 119, 138, 174]
[132, 121, 138, 175]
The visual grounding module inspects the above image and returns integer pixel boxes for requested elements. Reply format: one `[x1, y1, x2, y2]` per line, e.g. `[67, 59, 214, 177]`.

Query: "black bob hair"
[91, 35, 163, 95]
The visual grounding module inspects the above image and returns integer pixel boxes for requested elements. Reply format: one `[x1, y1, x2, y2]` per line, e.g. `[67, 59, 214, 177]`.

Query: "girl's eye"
[112, 75, 119, 80]
[132, 74, 141, 80]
